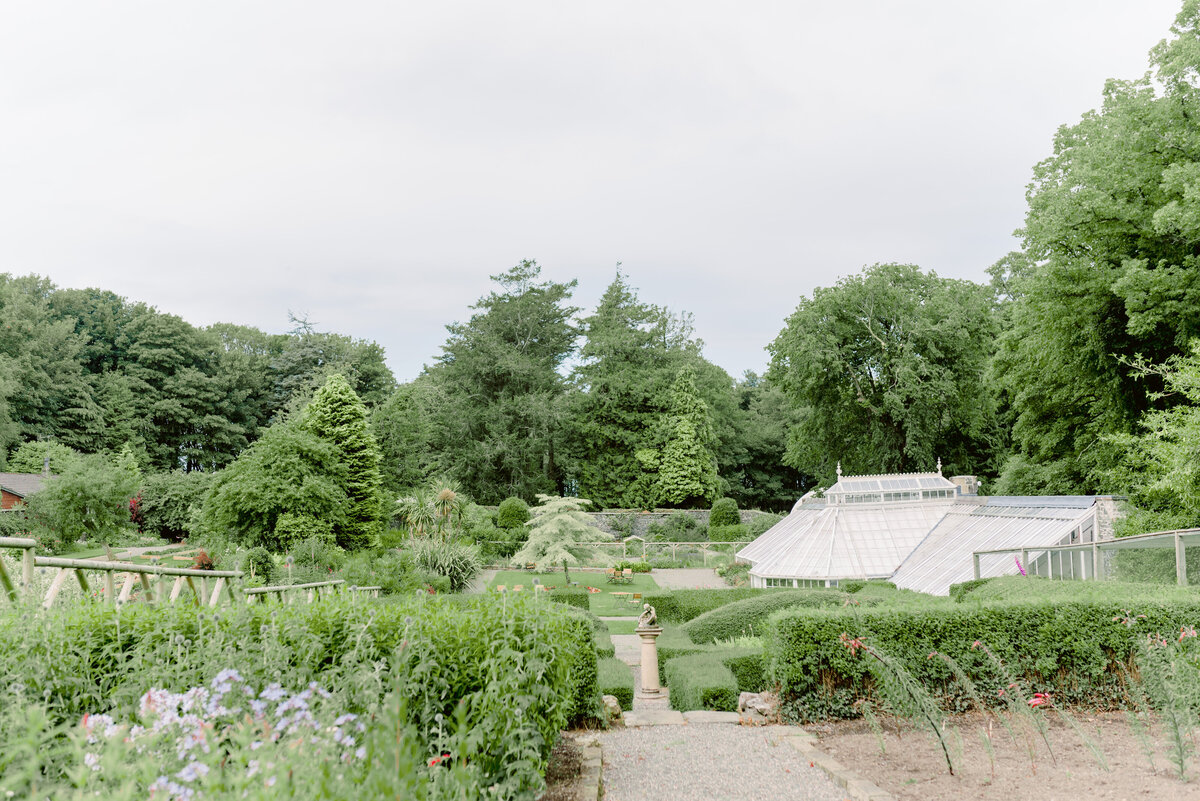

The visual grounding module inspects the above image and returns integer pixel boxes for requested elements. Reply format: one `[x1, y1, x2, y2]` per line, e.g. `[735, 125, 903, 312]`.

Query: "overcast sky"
[0, 1, 1184, 382]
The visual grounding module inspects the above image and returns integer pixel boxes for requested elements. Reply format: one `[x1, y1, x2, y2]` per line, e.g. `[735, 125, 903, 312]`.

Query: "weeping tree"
[510, 495, 610, 580]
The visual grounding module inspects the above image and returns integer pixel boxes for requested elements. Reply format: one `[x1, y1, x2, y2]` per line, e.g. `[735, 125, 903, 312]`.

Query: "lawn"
[487, 570, 659, 617]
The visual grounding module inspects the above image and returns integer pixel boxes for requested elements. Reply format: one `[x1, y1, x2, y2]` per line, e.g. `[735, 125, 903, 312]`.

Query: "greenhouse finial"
[836, 461, 842, 479]
[936, 457, 942, 475]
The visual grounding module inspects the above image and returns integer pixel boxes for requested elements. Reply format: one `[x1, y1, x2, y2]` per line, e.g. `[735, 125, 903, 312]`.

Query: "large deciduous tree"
[992, 2, 1200, 493]
[303, 373, 385, 550]
[768, 263, 1000, 485]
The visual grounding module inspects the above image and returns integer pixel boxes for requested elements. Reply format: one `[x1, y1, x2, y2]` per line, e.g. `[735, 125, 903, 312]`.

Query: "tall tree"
[768, 263, 1001, 485]
[993, 2, 1200, 493]
[637, 366, 721, 507]
[303, 373, 385, 550]
[431, 261, 578, 503]
[722, 372, 809, 512]
[372, 378, 442, 495]
[509, 494, 609, 577]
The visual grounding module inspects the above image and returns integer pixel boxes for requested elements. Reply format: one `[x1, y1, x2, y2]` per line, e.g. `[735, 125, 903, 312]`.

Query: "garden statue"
[637, 603, 657, 629]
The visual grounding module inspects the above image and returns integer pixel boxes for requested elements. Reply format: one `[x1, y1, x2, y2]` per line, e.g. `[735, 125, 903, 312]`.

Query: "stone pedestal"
[636, 625, 663, 697]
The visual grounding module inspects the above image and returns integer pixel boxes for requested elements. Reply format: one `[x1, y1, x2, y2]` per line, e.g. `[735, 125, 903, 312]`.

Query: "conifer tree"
[649, 366, 720, 507]
[304, 373, 384, 550]
[510, 494, 609, 576]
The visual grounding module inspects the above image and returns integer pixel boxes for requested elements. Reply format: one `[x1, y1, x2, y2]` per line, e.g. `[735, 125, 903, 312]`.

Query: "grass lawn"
[487, 570, 659, 617]
[605, 619, 639, 635]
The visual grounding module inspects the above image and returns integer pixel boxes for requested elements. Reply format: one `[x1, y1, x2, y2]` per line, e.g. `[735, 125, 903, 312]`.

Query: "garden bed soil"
[537, 735, 583, 801]
[811, 711, 1199, 800]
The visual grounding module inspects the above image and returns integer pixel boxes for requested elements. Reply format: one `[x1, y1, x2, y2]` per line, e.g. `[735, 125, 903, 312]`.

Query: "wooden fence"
[0, 537, 357, 609]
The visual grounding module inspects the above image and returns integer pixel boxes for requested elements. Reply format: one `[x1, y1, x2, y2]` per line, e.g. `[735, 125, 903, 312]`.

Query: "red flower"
[1029, 693, 1051, 708]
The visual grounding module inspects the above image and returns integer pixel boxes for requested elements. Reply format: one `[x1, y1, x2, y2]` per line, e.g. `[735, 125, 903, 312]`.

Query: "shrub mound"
[709, 498, 740, 528]
[682, 589, 853, 643]
[642, 588, 769, 623]
[549, 586, 590, 609]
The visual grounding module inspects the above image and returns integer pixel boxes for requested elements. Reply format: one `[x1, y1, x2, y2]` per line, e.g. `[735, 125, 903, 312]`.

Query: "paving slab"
[682, 710, 741, 724]
[621, 709, 686, 727]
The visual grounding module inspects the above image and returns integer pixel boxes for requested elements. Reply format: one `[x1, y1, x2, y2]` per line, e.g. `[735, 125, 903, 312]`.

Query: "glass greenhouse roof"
[827, 472, 957, 495]
[890, 497, 1097, 596]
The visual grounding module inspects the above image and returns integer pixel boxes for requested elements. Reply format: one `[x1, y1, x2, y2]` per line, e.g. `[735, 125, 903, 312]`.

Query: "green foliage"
[290, 533, 346, 573]
[764, 598, 1200, 720]
[948, 577, 996, 602]
[303, 373, 384, 550]
[991, 5, 1200, 493]
[641, 366, 721, 507]
[23, 450, 140, 547]
[273, 512, 335, 551]
[646, 511, 702, 541]
[641, 588, 771, 623]
[6, 440, 82, 474]
[548, 586, 590, 609]
[496, 496, 531, 529]
[745, 512, 783, 538]
[428, 261, 579, 503]
[370, 380, 436, 495]
[598, 657, 634, 710]
[197, 420, 350, 552]
[0, 594, 591, 799]
[707, 524, 748, 542]
[136, 471, 210, 540]
[510, 495, 610, 572]
[408, 538, 482, 593]
[768, 262, 1001, 485]
[842, 579, 897, 594]
[709, 497, 740, 527]
[683, 589, 855, 644]
[241, 546, 275, 583]
[665, 653, 739, 712]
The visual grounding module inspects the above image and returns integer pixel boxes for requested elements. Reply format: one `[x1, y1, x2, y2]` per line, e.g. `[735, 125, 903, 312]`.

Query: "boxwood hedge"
[549, 586, 590, 609]
[764, 598, 1200, 720]
[682, 589, 855, 643]
[665, 653, 739, 712]
[598, 657, 635, 711]
[641, 588, 770, 623]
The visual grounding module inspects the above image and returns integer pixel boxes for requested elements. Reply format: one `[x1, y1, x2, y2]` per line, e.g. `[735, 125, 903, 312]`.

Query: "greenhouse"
[736, 466, 1118, 595]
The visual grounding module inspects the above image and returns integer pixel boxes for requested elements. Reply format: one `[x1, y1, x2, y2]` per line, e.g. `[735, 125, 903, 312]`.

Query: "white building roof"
[890, 496, 1097, 595]
[737, 494, 956, 580]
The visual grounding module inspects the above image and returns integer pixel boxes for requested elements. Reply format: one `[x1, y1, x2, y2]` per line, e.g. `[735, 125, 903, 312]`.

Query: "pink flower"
[1029, 693, 1051, 708]
[1014, 556, 1026, 576]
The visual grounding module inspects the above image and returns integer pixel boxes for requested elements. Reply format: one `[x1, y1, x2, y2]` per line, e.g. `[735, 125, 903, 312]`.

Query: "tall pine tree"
[303, 373, 384, 550]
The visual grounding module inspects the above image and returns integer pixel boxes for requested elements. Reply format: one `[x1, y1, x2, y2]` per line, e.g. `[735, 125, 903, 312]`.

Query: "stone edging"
[780, 727, 895, 801]
[573, 736, 603, 801]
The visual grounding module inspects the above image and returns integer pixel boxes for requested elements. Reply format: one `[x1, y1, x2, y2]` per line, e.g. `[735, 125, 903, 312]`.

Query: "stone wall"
[587, 509, 771, 538]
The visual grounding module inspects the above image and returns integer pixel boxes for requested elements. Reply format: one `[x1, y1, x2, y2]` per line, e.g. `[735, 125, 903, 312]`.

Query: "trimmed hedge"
[682, 589, 855, 643]
[765, 598, 1200, 721]
[598, 657, 635, 711]
[948, 577, 991, 602]
[666, 653, 739, 712]
[709, 497, 740, 527]
[549, 586, 591, 609]
[721, 648, 768, 693]
[642, 588, 770, 623]
[842, 579, 896, 594]
[595, 631, 616, 659]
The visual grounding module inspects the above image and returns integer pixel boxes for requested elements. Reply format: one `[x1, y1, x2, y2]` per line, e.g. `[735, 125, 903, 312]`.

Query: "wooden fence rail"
[0, 541, 363, 610]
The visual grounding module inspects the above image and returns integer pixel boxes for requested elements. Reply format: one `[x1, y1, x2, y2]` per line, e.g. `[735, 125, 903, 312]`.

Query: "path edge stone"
[780, 727, 896, 801]
[573, 736, 603, 801]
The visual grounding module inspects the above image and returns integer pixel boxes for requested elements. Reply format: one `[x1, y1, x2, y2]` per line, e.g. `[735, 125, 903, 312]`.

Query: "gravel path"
[595, 725, 847, 801]
[649, 568, 727, 589]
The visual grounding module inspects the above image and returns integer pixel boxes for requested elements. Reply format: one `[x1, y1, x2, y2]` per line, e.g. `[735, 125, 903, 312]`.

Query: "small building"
[736, 465, 1117, 595]
[0, 472, 47, 510]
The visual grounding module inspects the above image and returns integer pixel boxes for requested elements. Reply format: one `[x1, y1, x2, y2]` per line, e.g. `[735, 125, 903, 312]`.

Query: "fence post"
[21, 548, 33, 591]
[1092, 541, 1101, 580]
[972, 553, 980, 580]
[105, 571, 116, 604]
[1176, 534, 1187, 586]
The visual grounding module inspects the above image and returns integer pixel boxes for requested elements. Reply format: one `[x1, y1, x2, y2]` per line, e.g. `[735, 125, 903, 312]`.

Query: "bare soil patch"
[538, 734, 584, 801]
[811, 711, 1200, 801]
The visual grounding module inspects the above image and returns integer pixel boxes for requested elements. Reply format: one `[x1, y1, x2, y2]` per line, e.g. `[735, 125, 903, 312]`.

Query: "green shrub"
[631, 560, 652, 573]
[496, 497, 531, 529]
[646, 512, 702, 542]
[379, 528, 408, 549]
[241, 546, 275, 584]
[137, 471, 211, 541]
[745, 512, 783, 538]
[962, 576, 1200, 604]
[666, 654, 739, 712]
[549, 586, 590, 609]
[407, 538, 482, 592]
[642, 588, 770, 623]
[948, 577, 992, 602]
[842, 579, 896, 594]
[683, 589, 853, 644]
[594, 632, 615, 659]
[709, 497, 740, 527]
[598, 658, 634, 711]
[292, 534, 346, 572]
[765, 598, 1200, 721]
[721, 648, 768, 693]
[707, 524, 748, 542]
[0, 594, 596, 798]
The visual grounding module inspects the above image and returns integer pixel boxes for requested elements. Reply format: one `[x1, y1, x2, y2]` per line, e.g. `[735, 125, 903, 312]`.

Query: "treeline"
[8, 4, 1200, 532]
